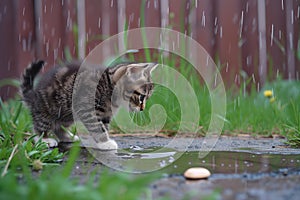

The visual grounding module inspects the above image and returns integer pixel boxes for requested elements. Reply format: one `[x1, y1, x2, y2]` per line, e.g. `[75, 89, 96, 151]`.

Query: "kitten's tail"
[21, 60, 44, 99]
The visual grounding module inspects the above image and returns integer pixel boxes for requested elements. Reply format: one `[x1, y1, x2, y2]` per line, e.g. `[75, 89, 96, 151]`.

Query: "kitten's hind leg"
[33, 118, 58, 147]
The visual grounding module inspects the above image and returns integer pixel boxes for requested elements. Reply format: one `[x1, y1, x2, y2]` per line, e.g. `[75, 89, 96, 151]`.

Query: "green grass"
[111, 52, 300, 142]
[0, 144, 156, 200]
[0, 98, 64, 174]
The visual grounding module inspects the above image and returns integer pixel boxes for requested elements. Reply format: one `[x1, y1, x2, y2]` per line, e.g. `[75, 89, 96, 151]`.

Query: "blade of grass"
[1, 144, 18, 177]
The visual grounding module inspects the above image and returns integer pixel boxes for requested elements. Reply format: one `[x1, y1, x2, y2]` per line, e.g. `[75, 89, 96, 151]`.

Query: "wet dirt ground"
[60, 135, 300, 200]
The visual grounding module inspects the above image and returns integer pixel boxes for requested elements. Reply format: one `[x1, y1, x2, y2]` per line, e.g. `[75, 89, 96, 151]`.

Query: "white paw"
[68, 132, 80, 141]
[42, 138, 58, 147]
[72, 135, 80, 141]
[96, 139, 118, 150]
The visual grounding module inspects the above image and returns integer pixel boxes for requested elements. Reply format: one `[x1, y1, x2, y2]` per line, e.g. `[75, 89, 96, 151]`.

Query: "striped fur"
[21, 60, 157, 149]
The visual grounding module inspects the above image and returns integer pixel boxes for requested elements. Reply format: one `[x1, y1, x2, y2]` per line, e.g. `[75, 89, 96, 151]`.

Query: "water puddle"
[115, 146, 300, 174]
[59, 143, 300, 174]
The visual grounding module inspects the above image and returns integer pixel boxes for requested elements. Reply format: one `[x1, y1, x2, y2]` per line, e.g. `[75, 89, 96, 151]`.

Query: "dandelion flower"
[264, 90, 273, 98]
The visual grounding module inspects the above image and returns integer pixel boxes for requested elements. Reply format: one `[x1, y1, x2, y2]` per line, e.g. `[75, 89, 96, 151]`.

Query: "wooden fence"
[0, 0, 299, 99]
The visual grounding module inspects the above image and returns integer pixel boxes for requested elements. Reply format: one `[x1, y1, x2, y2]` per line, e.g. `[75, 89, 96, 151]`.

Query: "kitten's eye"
[139, 94, 146, 103]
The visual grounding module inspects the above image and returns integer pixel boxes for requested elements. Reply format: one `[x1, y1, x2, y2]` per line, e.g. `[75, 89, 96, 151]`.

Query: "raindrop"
[202, 160, 206, 163]
[195, 0, 198, 8]
[154, 0, 158, 9]
[61, 0, 64, 6]
[252, 74, 255, 83]
[98, 17, 101, 28]
[298, 6, 300, 19]
[246, 55, 252, 66]
[22, 7, 26, 16]
[279, 30, 282, 39]
[201, 11, 206, 27]
[58, 38, 61, 47]
[289, 32, 293, 50]
[225, 62, 229, 72]
[281, 0, 284, 10]
[110, 0, 114, 7]
[67, 11, 71, 28]
[214, 74, 219, 91]
[239, 11, 244, 37]
[214, 17, 218, 26]
[22, 39, 27, 52]
[50, 3, 54, 13]
[214, 26, 218, 35]
[18, 34, 21, 42]
[291, 10, 294, 24]
[246, 2, 249, 13]
[206, 55, 209, 66]
[54, 48, 58, 60]
[270, 24, 274, 46]
[186, 1, 190, 9]
[276, 69, 280, 78]
[147, 0, 150, 8]
[219, 26, 223, 38]
[44, 4, 47, 13]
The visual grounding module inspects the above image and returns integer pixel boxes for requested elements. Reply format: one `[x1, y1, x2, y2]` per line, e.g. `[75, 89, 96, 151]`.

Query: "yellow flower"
[269, 97, 276, 103]
[264, 90, 273, 98]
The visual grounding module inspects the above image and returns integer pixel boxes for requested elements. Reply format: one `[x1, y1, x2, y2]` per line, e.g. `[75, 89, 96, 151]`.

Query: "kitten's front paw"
[42, 138, 58, 147]
[34, 136, 58, 147]
[96, 139, 118, 150]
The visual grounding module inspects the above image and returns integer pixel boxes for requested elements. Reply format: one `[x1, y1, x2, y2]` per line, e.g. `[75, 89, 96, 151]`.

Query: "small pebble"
[184, 167, 211, 180]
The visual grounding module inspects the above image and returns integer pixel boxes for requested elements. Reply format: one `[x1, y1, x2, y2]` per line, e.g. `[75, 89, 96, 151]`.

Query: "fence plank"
[241, 0, 259, 88]
[216, 0, 242, 88]
[191, 0, 215, 58]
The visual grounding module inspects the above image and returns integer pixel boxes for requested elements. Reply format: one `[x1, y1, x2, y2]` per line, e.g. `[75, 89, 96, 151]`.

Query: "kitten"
[21, 60, 157, 149]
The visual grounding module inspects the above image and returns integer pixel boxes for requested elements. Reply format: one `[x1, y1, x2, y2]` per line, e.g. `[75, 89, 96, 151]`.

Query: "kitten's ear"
[112, 65, 128, 83]
[144, 63, 158, 75]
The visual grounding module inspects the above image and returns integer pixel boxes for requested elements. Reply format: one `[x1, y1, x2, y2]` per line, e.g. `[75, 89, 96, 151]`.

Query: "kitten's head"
[111, 63, 158, 112]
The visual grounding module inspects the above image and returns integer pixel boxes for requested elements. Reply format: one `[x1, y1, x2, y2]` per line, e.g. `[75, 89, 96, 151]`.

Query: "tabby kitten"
[21, 60, 157, 149]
